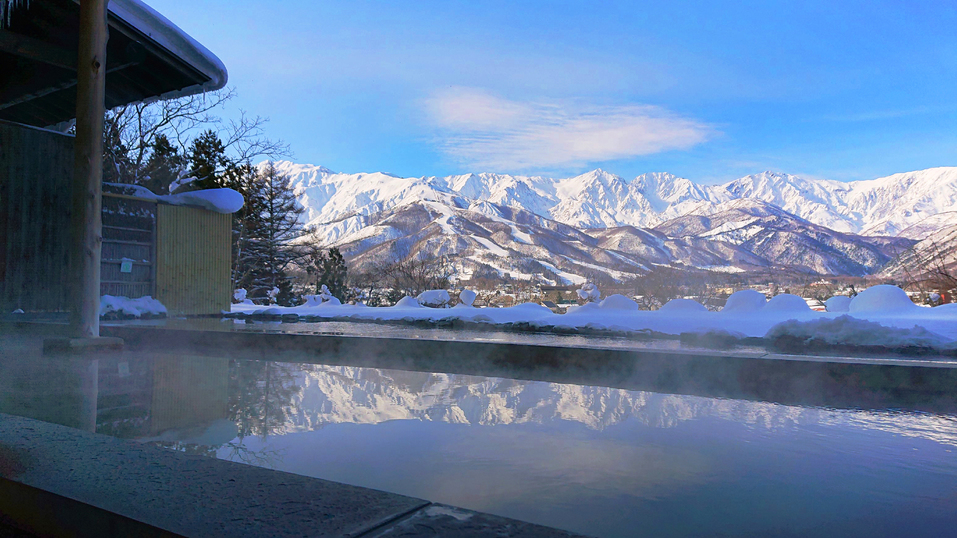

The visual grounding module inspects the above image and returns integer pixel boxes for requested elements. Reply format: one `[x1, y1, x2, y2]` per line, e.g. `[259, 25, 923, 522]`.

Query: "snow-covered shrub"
[233, 289, 254, 305]
[721, 290, 766, 313]
[458, 289, 477, 307]
[599, 294, 639, 310]
[825, 296, 852, 313]
[394, 296, 421, 308]
[577, 282, 600, 303]
[848, 285, 918, 313]
[417, 289, 451, 308]
[764, 294, 811, 312]
[267, 287, 280, 305]
[660, 298, 708, 312]
[303, 285, 342, 307]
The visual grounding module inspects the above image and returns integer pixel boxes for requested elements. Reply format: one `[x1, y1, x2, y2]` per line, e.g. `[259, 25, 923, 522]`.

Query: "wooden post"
[70, 0, 108, 338]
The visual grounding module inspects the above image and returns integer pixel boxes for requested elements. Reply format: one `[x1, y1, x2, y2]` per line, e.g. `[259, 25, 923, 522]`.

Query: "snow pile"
[660, 298, 708, 312]
[848, 285, 917, 313]
[100, 295, 167, 318]
[394, 296, 421, 308]
[825, 296, 852, 313]
[458, 289, 477, 307]
[721, 290, 766, 313]
[766, 315, 951, 349]
[417, 290, 451, 308]
[764, 294, 812, 312]
[599, 294, 639, 310]
[577, 282, 600, 303]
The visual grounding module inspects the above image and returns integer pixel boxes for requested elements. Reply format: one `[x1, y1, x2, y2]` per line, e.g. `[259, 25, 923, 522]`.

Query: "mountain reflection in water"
[3, 351, 956, 538]
[211, 361, 957, 538]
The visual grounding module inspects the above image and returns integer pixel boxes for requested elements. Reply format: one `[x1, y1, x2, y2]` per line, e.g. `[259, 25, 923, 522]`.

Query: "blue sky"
[150, 0, 957, 183]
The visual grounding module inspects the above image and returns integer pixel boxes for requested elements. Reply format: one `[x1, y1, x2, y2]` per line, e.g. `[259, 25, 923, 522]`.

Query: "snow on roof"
[105, 183, 243, 214]
[107, 0, 228, 99]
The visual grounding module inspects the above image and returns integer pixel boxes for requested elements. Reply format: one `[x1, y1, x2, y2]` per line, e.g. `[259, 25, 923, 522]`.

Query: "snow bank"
[599, 294, 639, 310]
[849, 285, 917, 313]
[825, 296, 851, 313]
[764, 294, 812, 312]
[229, 288, 957, 349]
[659, 298, 708, 312]
[721, 290, 766, 313]
[766, 315, 951, 349]
[100, 295, 167, 318]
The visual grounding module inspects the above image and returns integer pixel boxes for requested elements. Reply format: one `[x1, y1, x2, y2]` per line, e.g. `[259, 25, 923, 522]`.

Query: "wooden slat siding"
[155, 204, 231, 316]
[100, 194, 155, 298]
[0, 120, 74, 312]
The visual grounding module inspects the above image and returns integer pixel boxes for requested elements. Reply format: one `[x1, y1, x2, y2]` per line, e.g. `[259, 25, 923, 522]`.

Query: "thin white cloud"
[424, 87, 713, 171]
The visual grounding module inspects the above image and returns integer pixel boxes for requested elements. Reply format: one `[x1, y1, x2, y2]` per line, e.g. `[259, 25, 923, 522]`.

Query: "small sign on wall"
[120, 258, 133, 273]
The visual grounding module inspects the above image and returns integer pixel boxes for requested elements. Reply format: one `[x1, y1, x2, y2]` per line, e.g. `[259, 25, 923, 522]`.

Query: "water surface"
[2, 341, 956, 537]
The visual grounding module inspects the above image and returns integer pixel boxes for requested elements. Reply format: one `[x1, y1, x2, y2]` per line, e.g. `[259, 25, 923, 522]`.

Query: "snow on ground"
[101, 295, 167, 318]
[231, 286, 957, 347]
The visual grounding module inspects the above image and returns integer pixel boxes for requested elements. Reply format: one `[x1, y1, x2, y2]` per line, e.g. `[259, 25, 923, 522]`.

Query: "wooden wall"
[155, 204, 232, 316]
[101, 194, 156, 299]
[2, 120, 233, 316]
[0, 120, 74, 313]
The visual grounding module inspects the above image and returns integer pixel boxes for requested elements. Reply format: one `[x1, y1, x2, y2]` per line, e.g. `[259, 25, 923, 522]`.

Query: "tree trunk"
[70, 0, 108, 338]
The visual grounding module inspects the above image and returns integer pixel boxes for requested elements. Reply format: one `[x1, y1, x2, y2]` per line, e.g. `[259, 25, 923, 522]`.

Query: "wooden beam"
[0, 59, 138, 113]
[0, 28, 75, 70]
[69, 0, 108, 339]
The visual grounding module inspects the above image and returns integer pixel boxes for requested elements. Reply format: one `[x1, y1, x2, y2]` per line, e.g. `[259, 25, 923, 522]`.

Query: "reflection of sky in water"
[211, 364, 957, 538]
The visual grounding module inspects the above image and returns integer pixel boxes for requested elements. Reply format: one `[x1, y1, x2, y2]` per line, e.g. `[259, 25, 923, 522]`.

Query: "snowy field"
[229, 285, 957, 351]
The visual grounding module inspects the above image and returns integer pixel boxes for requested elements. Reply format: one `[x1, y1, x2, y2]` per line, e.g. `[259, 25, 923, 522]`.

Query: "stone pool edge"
[0, 413, 586, 538]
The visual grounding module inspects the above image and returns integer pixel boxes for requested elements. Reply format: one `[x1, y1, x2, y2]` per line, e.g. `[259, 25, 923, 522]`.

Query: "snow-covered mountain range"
[275, 161, 957, 281]
[280, 162, 957, 236]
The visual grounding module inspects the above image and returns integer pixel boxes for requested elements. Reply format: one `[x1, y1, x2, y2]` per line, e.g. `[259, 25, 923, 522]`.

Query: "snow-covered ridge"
[274, 161, 957, 237]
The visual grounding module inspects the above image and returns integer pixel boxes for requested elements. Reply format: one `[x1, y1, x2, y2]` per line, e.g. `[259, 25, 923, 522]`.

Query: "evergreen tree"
[305, 247, 348, 300]
[140, 133, 186, 194]
[187, 129, 229, 190]
[235, 162, 305, 304]
[102, 114, 134, 184]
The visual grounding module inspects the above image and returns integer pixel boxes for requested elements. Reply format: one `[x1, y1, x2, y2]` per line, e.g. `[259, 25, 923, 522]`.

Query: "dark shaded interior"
[0, 0, 214, 128]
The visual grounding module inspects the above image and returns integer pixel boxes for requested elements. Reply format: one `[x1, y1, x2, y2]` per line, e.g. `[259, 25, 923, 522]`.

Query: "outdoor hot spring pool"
[3, 343, 957, 537]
